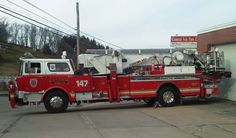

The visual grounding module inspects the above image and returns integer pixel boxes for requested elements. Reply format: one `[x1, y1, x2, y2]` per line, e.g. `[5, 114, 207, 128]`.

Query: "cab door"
[23, 62, 46, 92]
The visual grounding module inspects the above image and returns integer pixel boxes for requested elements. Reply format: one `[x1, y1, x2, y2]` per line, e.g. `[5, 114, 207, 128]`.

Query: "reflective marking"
[180, 88, 200, 92]
[131, 78, 199, 82]
[120, 91, 129, 94]
[120, 91, 156, 95]
[131, 91, 156, 94]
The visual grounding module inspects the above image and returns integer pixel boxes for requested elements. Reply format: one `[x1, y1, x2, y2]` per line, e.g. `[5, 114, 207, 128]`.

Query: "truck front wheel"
[158, 87, 178, 107]
[44, 91, 68, 113]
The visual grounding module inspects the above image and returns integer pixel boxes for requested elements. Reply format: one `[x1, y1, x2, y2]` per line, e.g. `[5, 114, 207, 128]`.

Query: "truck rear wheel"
[44, 91, 68, 113]
[158, 87, 178, 107]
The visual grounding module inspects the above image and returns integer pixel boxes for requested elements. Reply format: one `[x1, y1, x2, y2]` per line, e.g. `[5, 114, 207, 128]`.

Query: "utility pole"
[76, 2, 80, 68]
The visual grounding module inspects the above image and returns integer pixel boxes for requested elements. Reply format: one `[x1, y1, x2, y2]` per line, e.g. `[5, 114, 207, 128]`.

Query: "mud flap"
[8, 80, 16, 109]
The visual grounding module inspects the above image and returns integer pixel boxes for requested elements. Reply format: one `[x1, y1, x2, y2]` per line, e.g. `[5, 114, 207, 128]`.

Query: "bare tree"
[53, 33, 62, 53]
[38, 28, 49, 49]
[18, 24, 24, 45]
[0, 18, 9, 43]
[38, 28, 44, 49]
[48, 31, 62, 53]
[23, 24, 30, 47]
[9, 23, 20, 44]
[29, 25, 37, 51]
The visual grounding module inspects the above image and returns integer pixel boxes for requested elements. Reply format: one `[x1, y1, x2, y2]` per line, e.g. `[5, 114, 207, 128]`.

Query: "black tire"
[143, 98, 156, 106]
[77, 101, 81, 106]
[158, 87, 178, 107]
[44, 91, 68, 113]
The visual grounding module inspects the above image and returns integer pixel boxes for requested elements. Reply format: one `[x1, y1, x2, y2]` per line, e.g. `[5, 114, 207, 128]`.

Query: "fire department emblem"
[30, 79, 38, 88]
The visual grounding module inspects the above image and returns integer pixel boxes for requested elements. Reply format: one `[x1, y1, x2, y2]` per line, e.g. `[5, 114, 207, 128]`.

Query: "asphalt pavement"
[0, 95, 236, 138]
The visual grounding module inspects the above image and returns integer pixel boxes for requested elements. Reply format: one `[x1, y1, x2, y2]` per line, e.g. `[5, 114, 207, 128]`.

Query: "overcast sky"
[0, 0, 236, 49]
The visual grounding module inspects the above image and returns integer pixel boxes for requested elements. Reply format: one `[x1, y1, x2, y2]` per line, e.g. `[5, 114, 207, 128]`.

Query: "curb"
[0, 91, 8, 96]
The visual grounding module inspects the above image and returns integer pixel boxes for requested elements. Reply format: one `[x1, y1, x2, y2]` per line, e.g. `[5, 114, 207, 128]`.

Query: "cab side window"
[47, 63, 70, 72]
[25, 62, 41, 74]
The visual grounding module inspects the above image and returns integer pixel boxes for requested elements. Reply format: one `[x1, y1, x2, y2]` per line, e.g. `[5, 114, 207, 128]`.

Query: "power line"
[0, 7, 113, 50]
[0, 8, 67, 37]
[0, 3, 123, 49]
[22, 0, 75, 30]
[80, 31, 123, 49]
[6, 0, 76, 34]
[0, 4, 70, 36]
[0, 9, 64, 37]
[21, 0, 123, 49]
[4, 0, 123, 49]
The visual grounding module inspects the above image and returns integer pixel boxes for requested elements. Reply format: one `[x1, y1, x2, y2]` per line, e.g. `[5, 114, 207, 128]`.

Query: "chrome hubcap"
[163, 91, 174, 103]
[50, 96, 63, 109]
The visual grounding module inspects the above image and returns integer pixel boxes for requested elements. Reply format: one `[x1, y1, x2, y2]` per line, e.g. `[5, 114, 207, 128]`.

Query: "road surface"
[1, 95, 236, 138]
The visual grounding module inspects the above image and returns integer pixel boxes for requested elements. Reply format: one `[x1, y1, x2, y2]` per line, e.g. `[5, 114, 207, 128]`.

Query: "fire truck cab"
[18, 58, 74, 75]
[13, 58, 76, 112]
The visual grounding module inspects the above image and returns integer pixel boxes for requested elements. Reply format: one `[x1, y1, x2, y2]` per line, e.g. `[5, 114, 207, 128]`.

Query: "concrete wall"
[213, 43, 236, 101]
[0, 76, 14, 91]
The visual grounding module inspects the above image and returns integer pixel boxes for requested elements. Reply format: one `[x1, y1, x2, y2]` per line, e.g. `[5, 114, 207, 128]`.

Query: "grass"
[0, 45, 59, 75]
[0, 62, 20, 76]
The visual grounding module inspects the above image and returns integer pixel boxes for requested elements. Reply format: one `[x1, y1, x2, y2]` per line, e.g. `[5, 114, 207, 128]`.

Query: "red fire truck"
[9, 49, 231, 113]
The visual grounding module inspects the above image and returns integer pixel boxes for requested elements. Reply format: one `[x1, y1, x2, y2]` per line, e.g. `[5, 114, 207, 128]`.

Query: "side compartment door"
[117, 76, 130, 97]
[74, 75, 93, 101]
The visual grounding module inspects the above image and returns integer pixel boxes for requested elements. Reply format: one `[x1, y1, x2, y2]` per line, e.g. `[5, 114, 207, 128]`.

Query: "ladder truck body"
[8, 48, 231, 113]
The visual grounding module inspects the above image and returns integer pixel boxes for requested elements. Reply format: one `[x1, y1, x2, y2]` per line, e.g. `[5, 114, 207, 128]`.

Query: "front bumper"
[8, 80, 16, 109]
[8, 80, 43, 109]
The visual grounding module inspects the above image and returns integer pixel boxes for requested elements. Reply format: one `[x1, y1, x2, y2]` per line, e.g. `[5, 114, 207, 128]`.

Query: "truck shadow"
[19, 102, 149, 116]
[19, 97, 229, 116]
[181, 97, 227, 106]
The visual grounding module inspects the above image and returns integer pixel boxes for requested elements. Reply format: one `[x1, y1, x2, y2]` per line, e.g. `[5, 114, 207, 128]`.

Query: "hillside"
[0, 20, 107, 76]
[0, 45, 59, 76]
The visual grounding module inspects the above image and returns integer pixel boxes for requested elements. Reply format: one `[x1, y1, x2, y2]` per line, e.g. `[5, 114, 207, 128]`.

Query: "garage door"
[212, 43, 236, 101]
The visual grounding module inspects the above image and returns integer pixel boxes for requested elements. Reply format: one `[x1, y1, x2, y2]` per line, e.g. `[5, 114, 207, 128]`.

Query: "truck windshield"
[18, 61, 23, 76]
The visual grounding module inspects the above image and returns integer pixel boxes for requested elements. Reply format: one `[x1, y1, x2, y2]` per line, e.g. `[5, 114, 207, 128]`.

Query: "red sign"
[171, 36, 197, 42]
